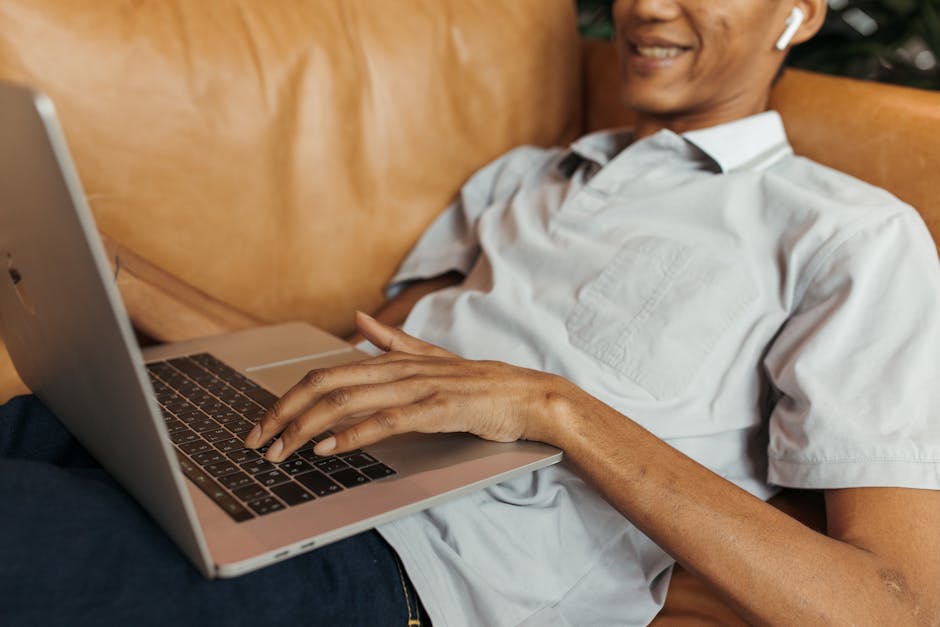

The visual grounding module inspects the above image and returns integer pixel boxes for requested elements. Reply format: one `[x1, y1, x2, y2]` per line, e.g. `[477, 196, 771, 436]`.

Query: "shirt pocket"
[565, 235, 758, 400]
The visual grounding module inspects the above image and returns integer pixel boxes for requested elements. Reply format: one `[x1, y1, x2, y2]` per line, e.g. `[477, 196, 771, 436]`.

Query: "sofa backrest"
[0, 0, 582, 336]
[582, 39, 940, 249]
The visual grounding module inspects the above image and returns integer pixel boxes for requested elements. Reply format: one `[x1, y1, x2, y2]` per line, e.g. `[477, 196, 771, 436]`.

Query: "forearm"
[102, 234, 262, 343]
[546, 384, 935, 626]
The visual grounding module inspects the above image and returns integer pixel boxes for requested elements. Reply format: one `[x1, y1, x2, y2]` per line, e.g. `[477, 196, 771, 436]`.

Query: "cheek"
[686, 11, 763, 81]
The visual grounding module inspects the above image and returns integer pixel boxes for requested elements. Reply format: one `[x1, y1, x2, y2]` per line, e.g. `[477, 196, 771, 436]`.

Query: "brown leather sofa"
[1, 1, 938, 623]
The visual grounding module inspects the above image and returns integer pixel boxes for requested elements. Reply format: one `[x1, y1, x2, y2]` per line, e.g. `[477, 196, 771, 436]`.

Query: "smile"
[632, 44, 689, 59]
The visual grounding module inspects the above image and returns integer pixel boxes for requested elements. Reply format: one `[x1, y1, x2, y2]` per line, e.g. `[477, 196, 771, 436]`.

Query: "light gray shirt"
[375, 111, 940, 626]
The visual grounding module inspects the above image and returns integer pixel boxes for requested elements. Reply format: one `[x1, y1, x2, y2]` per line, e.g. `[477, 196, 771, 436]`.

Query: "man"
[3, 0, 939, 625]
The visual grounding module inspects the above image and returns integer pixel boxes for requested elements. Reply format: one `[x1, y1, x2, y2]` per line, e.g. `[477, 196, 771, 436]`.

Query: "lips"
[625, 35, 693, 62]
[634, 45, 686, 59]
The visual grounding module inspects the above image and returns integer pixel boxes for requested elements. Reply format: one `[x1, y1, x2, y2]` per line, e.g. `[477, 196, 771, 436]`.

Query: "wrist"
[528, 374, 587, 449]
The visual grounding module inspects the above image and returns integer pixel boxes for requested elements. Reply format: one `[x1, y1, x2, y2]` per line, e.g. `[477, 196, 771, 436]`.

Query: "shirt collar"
[559, 110, 793, 176]
[556, 128, 634, 176]
[681, 111, 793, 173]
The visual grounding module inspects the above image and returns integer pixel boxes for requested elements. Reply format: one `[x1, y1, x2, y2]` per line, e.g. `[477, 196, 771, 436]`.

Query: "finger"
[355, 311, 453, 358]
[246, 335, 463, 450]
[244, 359, 435, 449]
[264, 378, 447, 462]
[245, 356, 464, 451]
[313, 395, 455, 456]
[354, 349, 450, 367]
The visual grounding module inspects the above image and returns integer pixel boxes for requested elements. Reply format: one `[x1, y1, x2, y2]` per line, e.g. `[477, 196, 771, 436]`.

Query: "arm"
[247, 314, 940, 626]
[102, 234, 262, 343]
[557, 392, 940, 626]
[104, 235, 461, 345]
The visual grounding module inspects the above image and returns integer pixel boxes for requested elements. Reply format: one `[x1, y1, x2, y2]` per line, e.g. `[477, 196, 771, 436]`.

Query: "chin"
[618, 84, 688, 118]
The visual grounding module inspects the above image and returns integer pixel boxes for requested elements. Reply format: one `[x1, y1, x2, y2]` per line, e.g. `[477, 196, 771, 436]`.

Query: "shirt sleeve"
[764, 209, 940, 490]
[386, 145, 549, 297]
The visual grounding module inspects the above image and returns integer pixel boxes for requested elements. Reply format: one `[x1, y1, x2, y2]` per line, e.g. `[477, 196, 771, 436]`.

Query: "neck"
[631, 91, 771, 142]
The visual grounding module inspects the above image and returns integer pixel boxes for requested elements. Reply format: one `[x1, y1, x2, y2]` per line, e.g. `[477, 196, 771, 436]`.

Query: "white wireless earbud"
[775, 7, 805, 51]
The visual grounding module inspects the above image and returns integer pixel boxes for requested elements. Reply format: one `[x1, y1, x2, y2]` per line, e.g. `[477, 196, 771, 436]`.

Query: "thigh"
[0, 396, 423, 627]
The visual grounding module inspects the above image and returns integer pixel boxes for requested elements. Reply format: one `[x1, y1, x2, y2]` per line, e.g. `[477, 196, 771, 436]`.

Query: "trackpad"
[245, 348, 369, 396]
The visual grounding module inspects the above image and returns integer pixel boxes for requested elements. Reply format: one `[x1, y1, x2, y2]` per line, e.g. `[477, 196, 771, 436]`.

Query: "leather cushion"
[0, 0, 582, 336]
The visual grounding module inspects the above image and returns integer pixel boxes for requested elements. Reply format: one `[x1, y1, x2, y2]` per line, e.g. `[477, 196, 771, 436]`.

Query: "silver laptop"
[0, 81, 562, 579]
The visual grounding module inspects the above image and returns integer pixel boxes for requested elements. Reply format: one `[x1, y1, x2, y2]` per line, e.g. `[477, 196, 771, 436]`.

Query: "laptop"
[0, 81, 562, 579]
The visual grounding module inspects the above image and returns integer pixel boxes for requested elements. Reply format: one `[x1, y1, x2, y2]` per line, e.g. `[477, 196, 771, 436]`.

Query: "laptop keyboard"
[146, 353, 396, 523]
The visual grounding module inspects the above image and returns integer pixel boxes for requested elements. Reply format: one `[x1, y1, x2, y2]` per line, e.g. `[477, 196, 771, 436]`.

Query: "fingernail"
[357, 310, 376, 322]
[314, 436, 336, 455]
[266, 439, 284, 461]
[245, 424, 262, 447]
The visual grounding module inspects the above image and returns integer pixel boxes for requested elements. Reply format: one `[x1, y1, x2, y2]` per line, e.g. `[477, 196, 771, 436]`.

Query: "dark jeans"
[0, 395, 430, 627]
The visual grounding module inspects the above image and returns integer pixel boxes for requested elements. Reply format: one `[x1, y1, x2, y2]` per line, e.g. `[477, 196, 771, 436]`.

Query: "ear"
[788, 0, 827, 48]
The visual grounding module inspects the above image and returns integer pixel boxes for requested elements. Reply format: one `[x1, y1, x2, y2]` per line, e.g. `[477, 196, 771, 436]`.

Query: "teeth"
[636, 46, 684, 59]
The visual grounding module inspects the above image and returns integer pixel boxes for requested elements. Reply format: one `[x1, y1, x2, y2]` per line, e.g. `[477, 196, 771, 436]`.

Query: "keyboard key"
[203, 428, 232, 443]
[243, 386, 278, 408]
[168, 357, 208, 381]
[164, 419, 189, 435]
[270, 482, 315, 506]
[232, 484, 269, 503]
[314, 458, 349, 474]
[295, 470, 342, 497]
[225, 420, 254, 439]
[217, 390, 246, 405]
[204, 380, 229, 396]
[278, 458, 313, 476]
[174, 381, 200, 395]
[192, 353, 236, 376]
[175, 453, 253, 522]
[190, 353, 221, 368]
[179, 440, 212, 456]
[241, 406, 266, 420]
[174, 409, 204, 424]
[190, 418, 221, 434]
[163, 398, 191, 413]
[217, 471, 256, 491]
[192, 449, 226, 466]
[204, 460, 240, 478]
[257, 469, 291, 488]
[241, 458, 277, 476]
[341, 452, 378, 468]
[215, 438, 244, 454]
[247, 496, 285, 516]
[329, 467, 370, 489]
[214, 410, 244, 425]
[229, 400, 262, 415]
[297, 448, 324, 462]
[170, 427, 200, 445]
[148, 362, 175, 379]
[361, 463, 397, 480]
[227, 448, 261, 464]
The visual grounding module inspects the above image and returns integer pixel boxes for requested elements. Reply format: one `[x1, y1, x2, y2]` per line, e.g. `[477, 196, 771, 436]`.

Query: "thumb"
[355, 311, 453, 357]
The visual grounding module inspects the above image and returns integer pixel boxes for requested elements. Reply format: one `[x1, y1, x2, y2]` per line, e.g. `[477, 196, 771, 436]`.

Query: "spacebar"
[175, 451, 254, 522]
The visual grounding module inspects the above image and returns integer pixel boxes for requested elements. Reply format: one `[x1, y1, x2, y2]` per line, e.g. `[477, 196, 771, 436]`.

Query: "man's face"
[612, 0, 795, 123]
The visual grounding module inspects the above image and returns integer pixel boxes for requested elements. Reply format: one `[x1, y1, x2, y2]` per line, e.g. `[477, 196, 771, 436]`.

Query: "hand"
[244, 311, 572, 463]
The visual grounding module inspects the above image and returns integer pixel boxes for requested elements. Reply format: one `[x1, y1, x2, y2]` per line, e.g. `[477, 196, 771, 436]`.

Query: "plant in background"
[578, 0, 617, 40]
[576, 0, 940, 90]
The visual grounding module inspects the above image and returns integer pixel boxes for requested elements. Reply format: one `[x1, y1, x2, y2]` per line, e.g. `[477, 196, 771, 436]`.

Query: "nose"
[614, 0, 682, 24]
